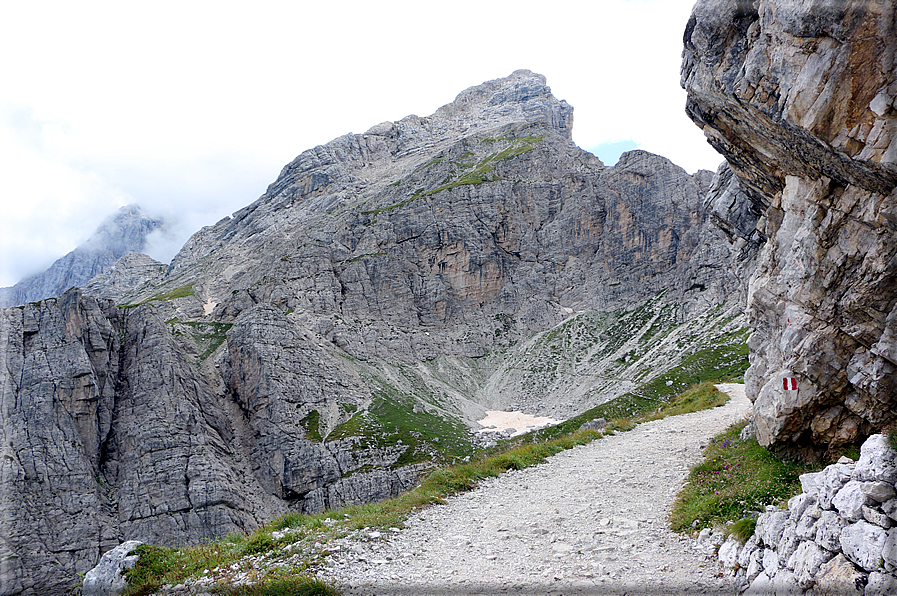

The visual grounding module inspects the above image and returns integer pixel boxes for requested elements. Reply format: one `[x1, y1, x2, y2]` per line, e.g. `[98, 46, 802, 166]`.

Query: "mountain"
[0, 205, 164, 308]
[0, 70, 752, 594]
[682, 0, 897, 458]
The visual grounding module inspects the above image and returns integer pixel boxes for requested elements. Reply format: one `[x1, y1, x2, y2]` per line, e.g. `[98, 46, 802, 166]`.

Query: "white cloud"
[0, 0, 722, 287]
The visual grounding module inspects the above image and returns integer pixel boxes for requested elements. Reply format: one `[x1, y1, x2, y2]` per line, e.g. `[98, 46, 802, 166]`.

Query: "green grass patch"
[638, 381, 729, 422]
[730, 517, 757, 544]
[300, 410, 322, 442]
[148, 284, 195, 303]
[669, 421, 811, 534]
[327, 382, 475, 465]
[216, 576, 339, 596]
[178, 321, 233, 360]
[361, 133, 542, 215]
[121, 284, 195, 308]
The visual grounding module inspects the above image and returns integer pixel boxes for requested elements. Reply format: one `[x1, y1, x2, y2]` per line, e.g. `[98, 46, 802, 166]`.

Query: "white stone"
[746, 548, 765, 584]
[870, 91, 891, 117]
[820, 464, 854, 509]
[771, 568, 803, 595]
[788, 492, 816, 522]
[796, 502, 822, 540]
[833, 481, 871, 522]
[814, 553, 866, 596]
[739, 534, 761, 569]
[860, 481, 896, 503]
[763, 547, 780, 571]
[800, 471, 824, 501]
[815, 510, 848, 552]
[756, 506, 789, 547]
[884, 499, 897, 522]
[884, 527, 897, 571]
[82, 541, 144, 596]
[718, 535, 742, 570]
[866, 571, 897, 596]
[863, 505, 893, 529]
[854, 435, 897, 485]
[788, 540, 834, 588]
[840, 520, 887, 571]
[777, 520, 801, 563]
[743, 570, 773, 596]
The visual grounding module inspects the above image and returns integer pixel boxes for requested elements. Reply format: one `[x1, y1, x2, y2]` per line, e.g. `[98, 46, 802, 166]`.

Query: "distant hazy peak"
[0, 204, 164, 307]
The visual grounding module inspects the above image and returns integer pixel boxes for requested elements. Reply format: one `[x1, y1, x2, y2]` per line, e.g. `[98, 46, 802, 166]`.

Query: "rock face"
[1, 70, 750, 594]
[0, 205, 164, 308]
[715, 433, 897, 595]
[682, 0, 897, 455]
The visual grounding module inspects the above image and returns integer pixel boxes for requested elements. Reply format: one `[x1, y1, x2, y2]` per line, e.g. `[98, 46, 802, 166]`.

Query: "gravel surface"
[321, 384, 751, 595]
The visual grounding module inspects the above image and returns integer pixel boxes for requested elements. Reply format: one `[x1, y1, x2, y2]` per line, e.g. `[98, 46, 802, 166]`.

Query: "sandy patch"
[203, 299, 217, 316]
[476, 410, 562, 437]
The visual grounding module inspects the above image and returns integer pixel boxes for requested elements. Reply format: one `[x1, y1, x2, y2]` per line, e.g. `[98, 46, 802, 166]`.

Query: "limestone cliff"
[683, 0, 897, 456]
[1, 70, 750, 594]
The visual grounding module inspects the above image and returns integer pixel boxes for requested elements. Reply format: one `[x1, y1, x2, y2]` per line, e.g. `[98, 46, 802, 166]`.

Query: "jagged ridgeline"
[0, 70, 754, 594]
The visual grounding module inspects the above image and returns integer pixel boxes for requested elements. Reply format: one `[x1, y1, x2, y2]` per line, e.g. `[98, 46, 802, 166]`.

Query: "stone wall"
[712, 434, 897, 595]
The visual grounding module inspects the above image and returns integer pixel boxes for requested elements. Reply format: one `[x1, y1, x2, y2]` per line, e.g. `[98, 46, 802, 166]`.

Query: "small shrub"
[729, 517, 757, 544]
[270, 511, 304, 531]
[242, 533, 275, 556]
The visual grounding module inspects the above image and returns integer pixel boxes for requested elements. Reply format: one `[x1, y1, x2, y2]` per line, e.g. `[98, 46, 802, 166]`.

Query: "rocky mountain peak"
[0, 205, 164, 308]
[430, 69, 573, 141]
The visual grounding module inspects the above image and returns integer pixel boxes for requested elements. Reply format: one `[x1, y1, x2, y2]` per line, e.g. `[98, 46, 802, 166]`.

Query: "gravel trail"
[322, 384, 750, 595]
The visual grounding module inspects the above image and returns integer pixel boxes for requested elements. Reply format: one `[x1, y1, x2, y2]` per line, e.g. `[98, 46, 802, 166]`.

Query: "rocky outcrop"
[0, 205, 164, 308]
[713, 434, 897, 595]
[682, 0, 897, 455]
[0, 290, 426, 595]
[81, 541, 143, 596]
[2, 70, 751, 594]
[81, 252, 167, 304]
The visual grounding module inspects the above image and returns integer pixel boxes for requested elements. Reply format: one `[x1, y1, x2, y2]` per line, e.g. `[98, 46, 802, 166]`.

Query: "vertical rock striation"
[682, 0, 897, 455]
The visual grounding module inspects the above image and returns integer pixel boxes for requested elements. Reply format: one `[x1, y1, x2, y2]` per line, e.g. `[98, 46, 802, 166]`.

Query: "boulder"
[815, 510, 848, 552]
[756, 506, 789, 547]
[718, 535, 742, 571]
[866, 571, 897, 596]
[819, 464, 855, 509]
[854, 435, 897, 485]
[833, 481, 872, 522]
[860, 481, 897, 504]
[776, 519, 801, 564]
[863, 505, 893, 529]
[814, 553, 866, 596]
[683, 0, 897, 455]
[884, 499, 897, 522]
[787, 492, 816, 523]
[840, 520, 887, 571]
[82, 540, 143, 596]
[787, 540, 835, 589]
[884, 527, 897, 571]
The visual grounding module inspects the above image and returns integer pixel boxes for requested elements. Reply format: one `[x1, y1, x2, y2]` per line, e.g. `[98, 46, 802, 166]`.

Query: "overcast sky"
[0, 0, 723, 287]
